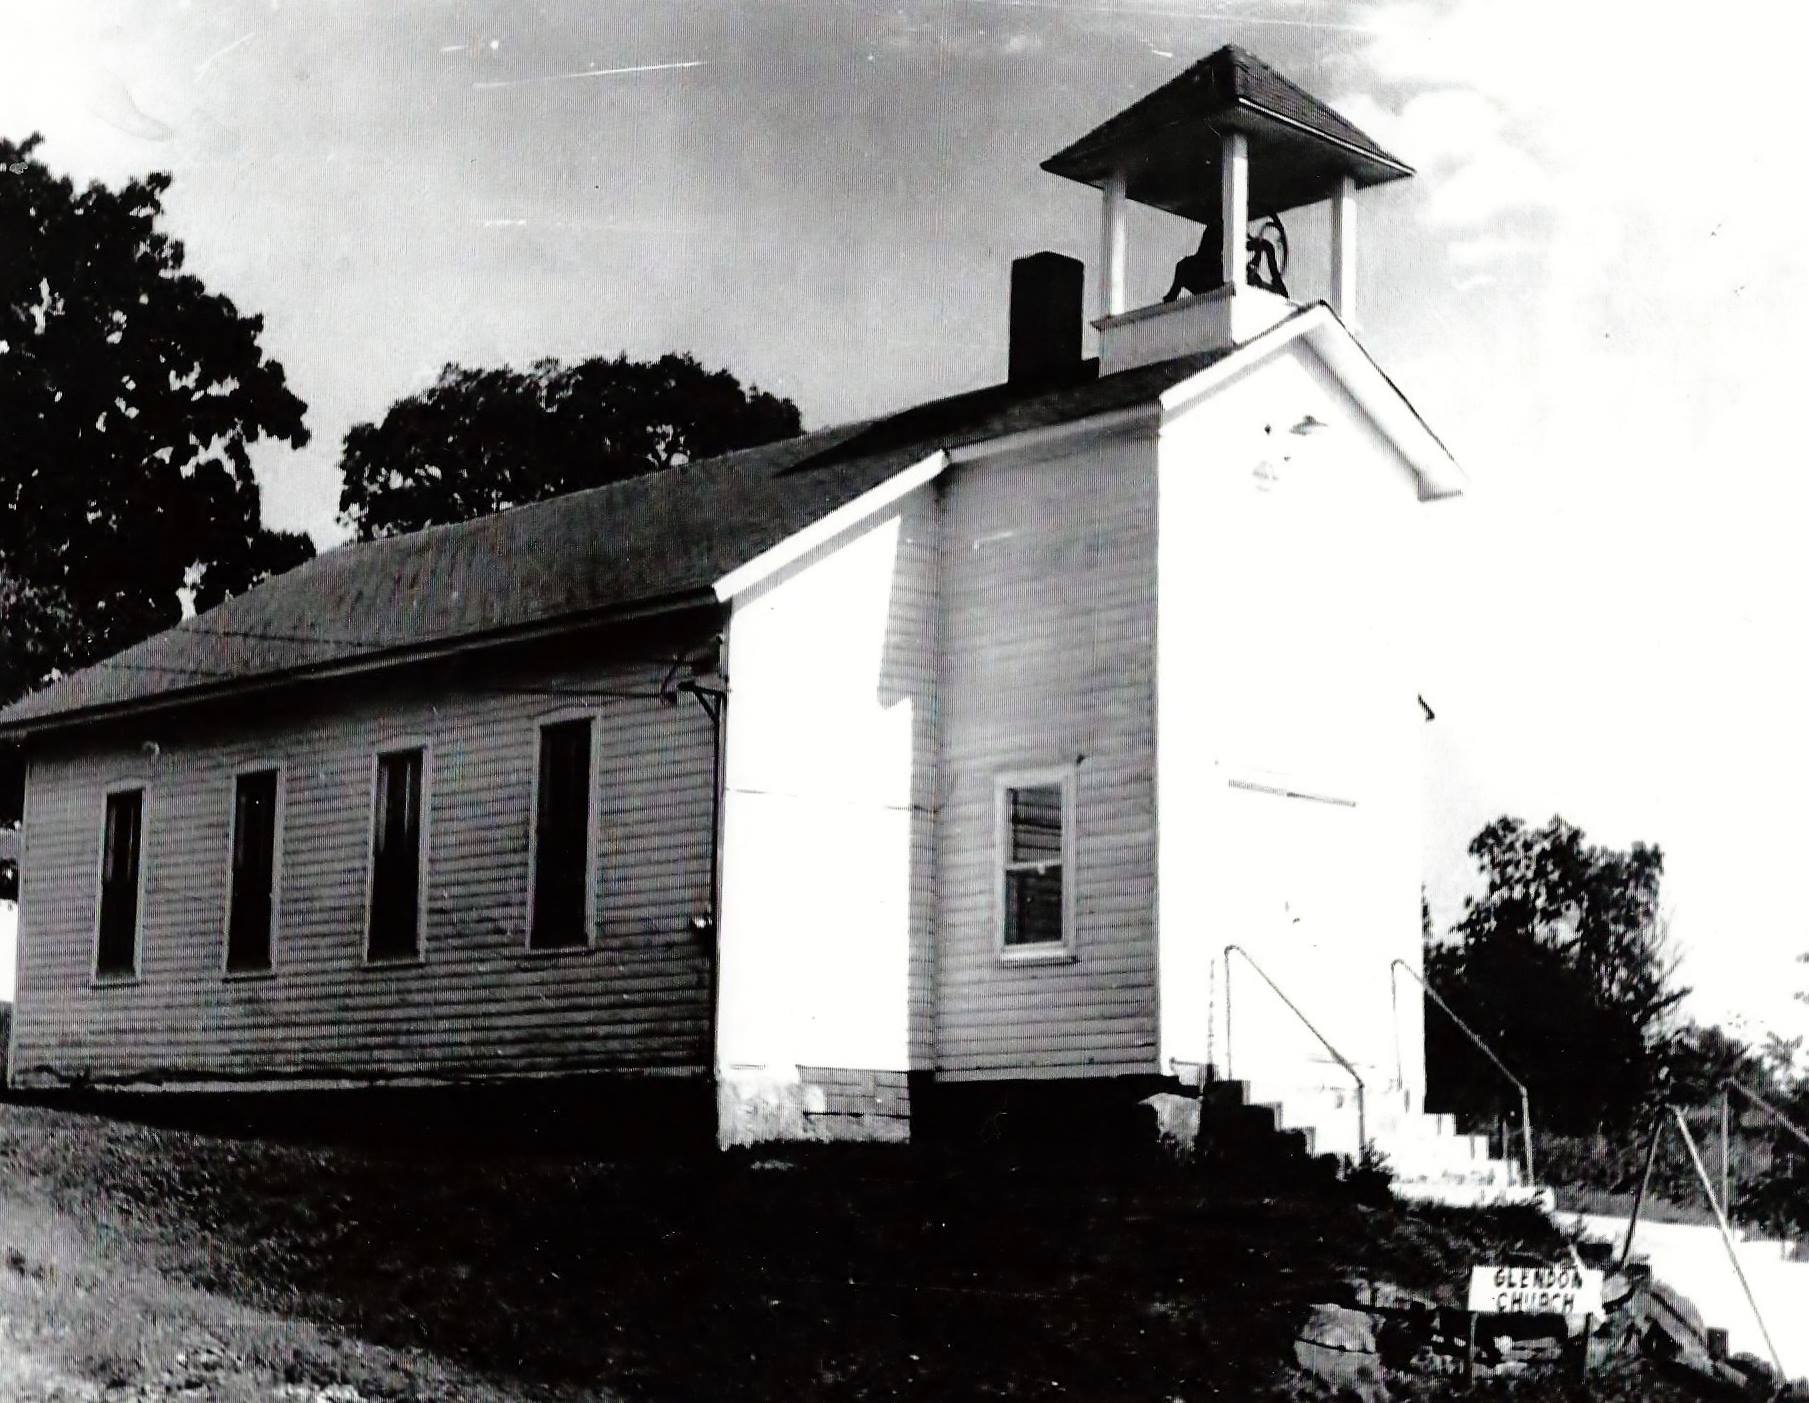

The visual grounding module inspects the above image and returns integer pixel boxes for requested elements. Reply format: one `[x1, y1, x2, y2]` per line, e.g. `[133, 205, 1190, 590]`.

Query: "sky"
[1, 0, 1807, 1043]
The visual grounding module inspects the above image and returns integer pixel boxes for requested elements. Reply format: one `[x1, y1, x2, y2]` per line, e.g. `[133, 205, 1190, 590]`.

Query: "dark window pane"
[531, 720, 593, 949]
[227, 770, 279, 972]
[1004, 866, 1064, 946]
[1009, 785, 1063, 862]
[96, 790, 143, 975]
[368, 749, 423, 960]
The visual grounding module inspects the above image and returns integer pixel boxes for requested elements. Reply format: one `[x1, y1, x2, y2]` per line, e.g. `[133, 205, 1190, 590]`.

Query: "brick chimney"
[1007, 252, 1085, 388]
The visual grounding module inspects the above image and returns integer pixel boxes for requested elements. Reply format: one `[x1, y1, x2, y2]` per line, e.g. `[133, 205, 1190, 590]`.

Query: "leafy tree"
[1758, 1031, 1804, 1094]
[0, 134, 315, 894]
[336, 353, 802, 541]
[1665, 1021, 1771, 1105]
[1425, 816, 1689, 1133]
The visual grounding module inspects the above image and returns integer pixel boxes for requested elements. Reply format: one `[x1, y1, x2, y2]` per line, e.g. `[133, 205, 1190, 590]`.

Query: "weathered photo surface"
[0, 3, 1805, 1399]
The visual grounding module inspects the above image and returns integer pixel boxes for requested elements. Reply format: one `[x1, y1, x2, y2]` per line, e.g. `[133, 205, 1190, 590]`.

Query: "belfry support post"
[1099, 169, 1128, 318]
[1219, 131, 1248, 290]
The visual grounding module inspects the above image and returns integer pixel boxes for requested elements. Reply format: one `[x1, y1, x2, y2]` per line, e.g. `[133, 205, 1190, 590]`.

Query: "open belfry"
[1045, 45, 1407, 347]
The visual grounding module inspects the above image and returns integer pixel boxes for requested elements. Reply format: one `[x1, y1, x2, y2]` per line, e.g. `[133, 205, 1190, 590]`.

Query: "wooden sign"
[1468, 1264, 1603, 1318]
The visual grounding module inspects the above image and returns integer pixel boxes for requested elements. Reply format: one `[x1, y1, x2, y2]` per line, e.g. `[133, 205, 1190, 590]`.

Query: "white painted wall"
[1157, 342, 1427, 1101]
[934, 430, 1162, 1079]
[0, 902, 14, 1001]
[715, 489, 936, 1125]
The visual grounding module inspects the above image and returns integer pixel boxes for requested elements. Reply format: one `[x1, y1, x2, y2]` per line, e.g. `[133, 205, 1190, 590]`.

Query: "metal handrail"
[1223, 943, 1366, 1156]
[1390, 958, 1535, 1185]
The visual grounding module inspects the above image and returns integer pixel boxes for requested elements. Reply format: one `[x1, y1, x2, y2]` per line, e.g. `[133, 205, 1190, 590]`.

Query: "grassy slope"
[0, 1162, 547, 1403]
[0, 1101, 1719, 1401]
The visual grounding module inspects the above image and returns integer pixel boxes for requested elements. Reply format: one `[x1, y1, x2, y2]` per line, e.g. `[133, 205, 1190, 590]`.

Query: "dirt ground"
[0, 1097, 1734, 1401]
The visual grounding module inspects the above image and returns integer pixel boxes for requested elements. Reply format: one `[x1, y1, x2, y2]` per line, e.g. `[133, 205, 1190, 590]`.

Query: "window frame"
[362, 739, 433, 967]
[523, 708, 603, 955]
[221, 761, 286, 981]
[91, 780, 150, 986]
[993, 766, 1078, 964]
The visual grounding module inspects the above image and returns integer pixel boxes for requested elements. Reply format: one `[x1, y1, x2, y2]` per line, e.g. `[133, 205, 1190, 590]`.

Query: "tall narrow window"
[95, 788, 144, 978]
[367, 747, 425, 962]
[530, 718, 594, 949]
[226, 769, 280, 973]
[999, 775, 1071, 952]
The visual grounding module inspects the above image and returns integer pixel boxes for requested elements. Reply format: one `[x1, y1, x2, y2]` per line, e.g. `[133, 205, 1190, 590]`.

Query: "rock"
[1502, 1338, 1564, 1364]
[1405, 1343, 1463, 1376]
[1344, 1276, 1437, 1312]
[1294, 1303, 1388, 1403]
[1139, 1093, 1200, 1159]
[1645, 1276, 1707, 1353]
[1729, 1353, 1776, 1392]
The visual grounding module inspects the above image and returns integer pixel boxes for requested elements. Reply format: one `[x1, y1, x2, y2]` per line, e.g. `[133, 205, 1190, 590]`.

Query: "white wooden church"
[0, 48, 1530, 1199]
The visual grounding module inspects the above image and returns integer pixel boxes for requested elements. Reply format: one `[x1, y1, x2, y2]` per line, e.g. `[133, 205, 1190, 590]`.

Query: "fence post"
[1619, 1115, 1664, 1270]
[1720, 1089, 1731, 1218]
[1222, 947, 1234, 1080]
[1389, 960, 1403, 1090]
[1520, 1087, 1536, 1185]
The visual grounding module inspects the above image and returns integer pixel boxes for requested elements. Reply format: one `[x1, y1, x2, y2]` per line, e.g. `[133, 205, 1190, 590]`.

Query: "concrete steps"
[1202, 1076, 1555, 1210]
[1192, 1079, 1342, 1188]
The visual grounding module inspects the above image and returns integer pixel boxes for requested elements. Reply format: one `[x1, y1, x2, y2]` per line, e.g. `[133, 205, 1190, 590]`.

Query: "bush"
[1346, 1142, 1396, 1206]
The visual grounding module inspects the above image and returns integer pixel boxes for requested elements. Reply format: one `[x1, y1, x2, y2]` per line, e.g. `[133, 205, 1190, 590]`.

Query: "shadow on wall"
[0, 901, 13, 1003]
[875, 490, 938, 1087]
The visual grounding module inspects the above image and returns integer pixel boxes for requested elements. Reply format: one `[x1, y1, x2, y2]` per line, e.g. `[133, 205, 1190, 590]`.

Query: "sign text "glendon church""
[1467, 1265, 1604, 1318]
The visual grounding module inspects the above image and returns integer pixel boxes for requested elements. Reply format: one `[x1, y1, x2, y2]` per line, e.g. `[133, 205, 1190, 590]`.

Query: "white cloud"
[1424, 142, 1553, 227]
[1444, 233, 1538, 269]
[1390, 87, 1507, 168]
[1336, 86, 1551, 239]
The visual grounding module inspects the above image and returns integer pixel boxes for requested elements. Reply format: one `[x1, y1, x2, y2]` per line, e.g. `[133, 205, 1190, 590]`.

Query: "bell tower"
[1042, 46, 1411, 371]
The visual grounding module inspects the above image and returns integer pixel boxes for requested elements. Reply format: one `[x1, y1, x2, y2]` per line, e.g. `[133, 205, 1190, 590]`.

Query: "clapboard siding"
[934, 428, 1160, 1079]
[715, 488, 938, 1090]
[12, 643, 717, 1089]
[1155, 342, 1426, 1088]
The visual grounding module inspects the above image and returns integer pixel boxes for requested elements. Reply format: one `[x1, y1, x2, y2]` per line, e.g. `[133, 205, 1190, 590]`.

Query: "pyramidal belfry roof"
[1042, 45, 1411, 223]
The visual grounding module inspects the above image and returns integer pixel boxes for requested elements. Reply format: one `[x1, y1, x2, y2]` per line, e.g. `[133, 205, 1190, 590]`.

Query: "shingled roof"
[1042, 45, 1410, 222]
[0, 346, 1235, 738]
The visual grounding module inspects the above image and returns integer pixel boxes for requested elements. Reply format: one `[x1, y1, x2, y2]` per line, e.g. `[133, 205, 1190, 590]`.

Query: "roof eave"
[713, 451, 950, 602]
[1042, 100, 1410, 200]
[0, 587, 725, 744]
[1300, 308, 1465, 501]
[1157, 303, 1465, 501]
[714, 396, 1170, 603]
[1231, 98, 1413, 181]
